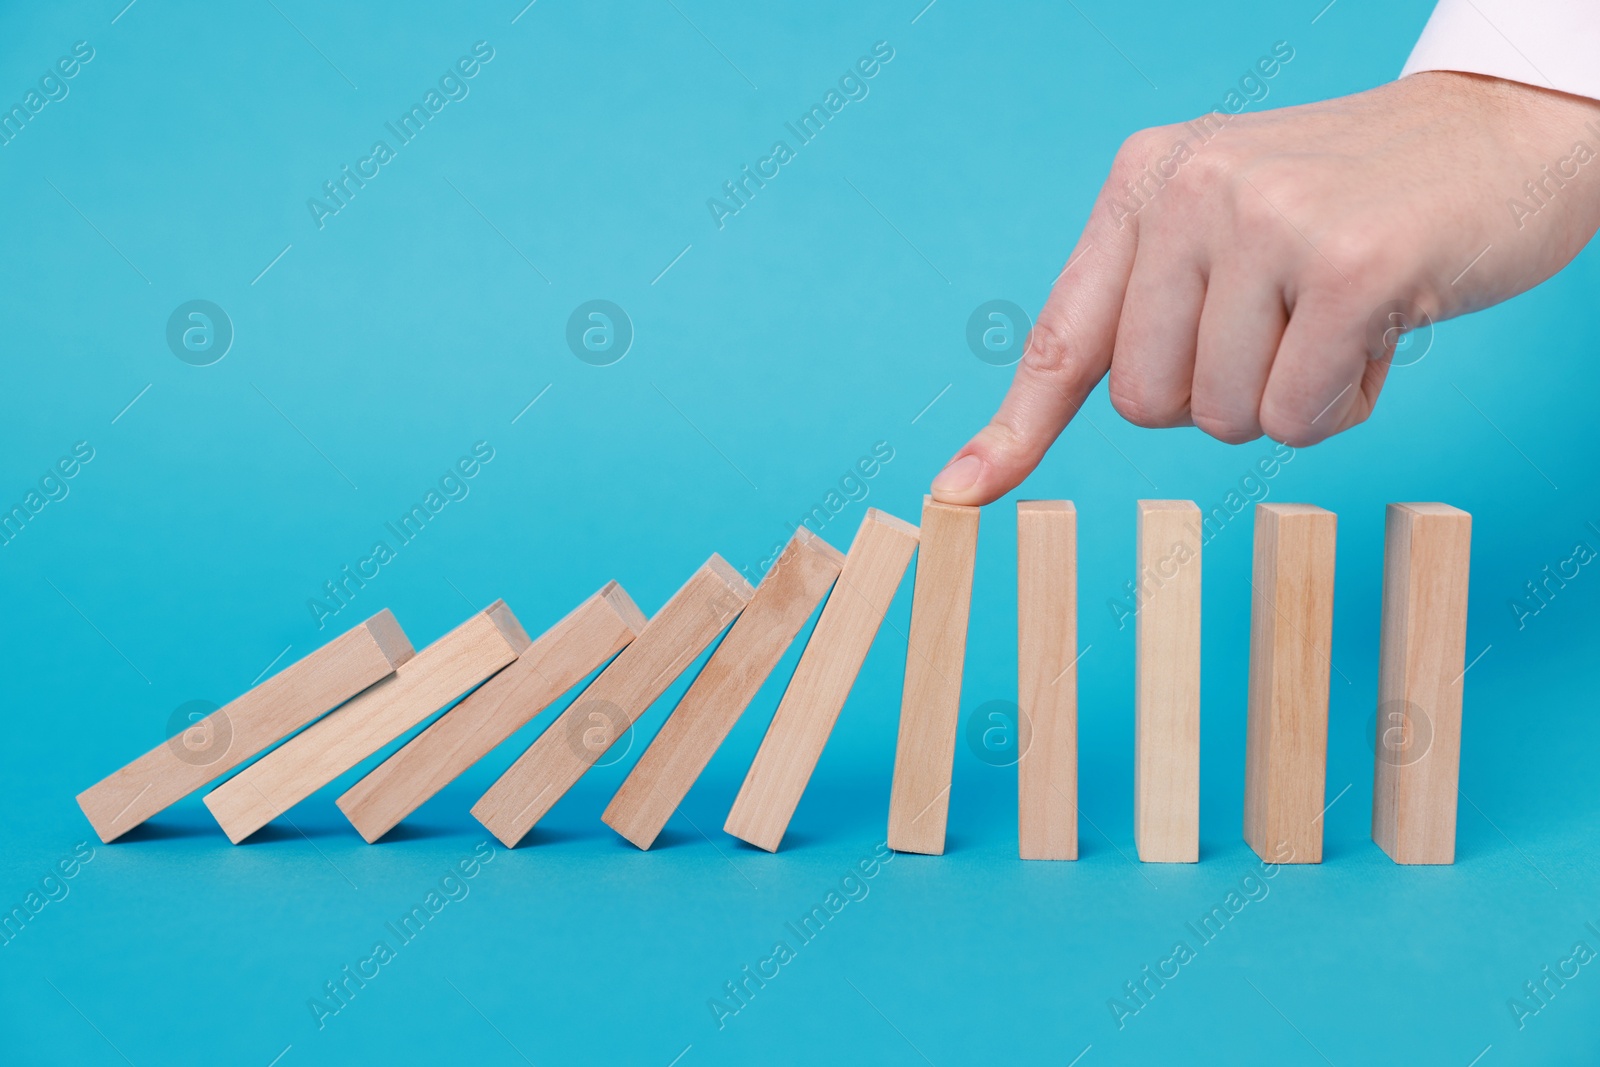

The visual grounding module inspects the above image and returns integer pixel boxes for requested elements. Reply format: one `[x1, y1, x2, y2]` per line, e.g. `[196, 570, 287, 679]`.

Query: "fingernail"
[931, 454, 982, 495]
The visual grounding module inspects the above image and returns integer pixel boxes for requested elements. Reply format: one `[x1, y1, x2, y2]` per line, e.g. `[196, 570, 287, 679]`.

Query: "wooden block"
[602, 531, 845, 849]
[725, 508, 920, 852]
[887, 497, 979, 855]
[1017, 500, 1078, 861]
[75, 611, 414, 843]
[1373, 503, 1471, 864]
[1134, 500, 1201, 863]
[1243, 504, 1336, 864]
[204, 602, 531, 843]
[336, 583, 646, 842]
[472, 555, 755, 847]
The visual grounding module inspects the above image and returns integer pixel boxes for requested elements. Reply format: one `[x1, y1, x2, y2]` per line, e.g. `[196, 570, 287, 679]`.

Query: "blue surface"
[2, 1, 1598, 1064]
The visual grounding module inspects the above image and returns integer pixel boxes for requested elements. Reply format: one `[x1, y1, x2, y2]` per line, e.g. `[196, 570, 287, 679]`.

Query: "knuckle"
[1113, 127, 1163, 171]
[1258, 398, 1325, 447]
[967, 420, 1026, 468]
[1108, 386, 1159, 428]
[1180, 143, 1235, 200]
[1104, 127, 1183, 217]
[1348, 381, 1383, 427]
[1020, 308, 1074, 377]
[1229, 177, 1298, 249]
[1107, 367, 1182, 429]
[1317, 232, 1392, 282]
[1190, 405, 1261, 445]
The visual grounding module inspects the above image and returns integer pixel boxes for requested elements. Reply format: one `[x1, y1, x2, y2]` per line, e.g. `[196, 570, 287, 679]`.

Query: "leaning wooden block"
[472, 556, 755, 847]
[1135, 500, 1201, 863]
[1373, 503, 1471, 864]
[336, 583, 646, 842]
[1017, 501, 1078, 861]
[1243, 504, 1336, 864]
[725, 508, 920, 852]
[76, 611, 414, 843]
[602, 531, 844, 849]
[204, 602, 530, 843]
[888, 497, 979, 855]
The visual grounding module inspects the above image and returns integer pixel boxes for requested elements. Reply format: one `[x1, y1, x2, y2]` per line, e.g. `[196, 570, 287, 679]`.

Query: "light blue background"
[2, 1, 1597, 1064]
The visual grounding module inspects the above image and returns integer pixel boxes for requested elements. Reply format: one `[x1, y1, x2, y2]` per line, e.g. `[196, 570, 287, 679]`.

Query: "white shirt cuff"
[1401, 0, 1600, 102]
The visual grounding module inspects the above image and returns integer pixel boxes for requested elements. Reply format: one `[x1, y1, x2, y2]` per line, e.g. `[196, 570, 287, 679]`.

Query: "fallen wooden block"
[472, 556, 755, 847]
[1373, 503, 1471, 864]
[602, 530, 844, 849]
[336, 583, 646, 843]
[725, 507, 920, 852]
[204, 602, 531, 843]
[1017, 500, 1078, 861]
[1135, 500, 1201, 863]
[1244, 504, 1336, 864]
[888, 497, 979, 855]
[76, 611, 414, 843]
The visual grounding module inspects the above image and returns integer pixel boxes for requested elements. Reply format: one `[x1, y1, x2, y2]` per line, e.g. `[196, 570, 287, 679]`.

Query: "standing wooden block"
[1017, 501, 1078, 861]
[1373, 503, 1471, 864]
[335, 583, 646, 842]
[1135, 500, 1201, 863]
[472, 556, 755, 847]
[204, 603, 530, 843]
[725, 508, 920, 852]
[76, 611, 414, 843]
[602, 531, 845, 849]
[1243, 504, 1336, 864]
[887, 497, 979, 855]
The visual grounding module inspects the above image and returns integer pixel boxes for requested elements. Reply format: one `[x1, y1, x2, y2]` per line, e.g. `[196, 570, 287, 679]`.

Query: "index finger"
[930, 182, 1138, 505]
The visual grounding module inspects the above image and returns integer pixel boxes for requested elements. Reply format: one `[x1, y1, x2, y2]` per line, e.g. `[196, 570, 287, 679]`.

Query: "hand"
[930, 72, 1600, 505]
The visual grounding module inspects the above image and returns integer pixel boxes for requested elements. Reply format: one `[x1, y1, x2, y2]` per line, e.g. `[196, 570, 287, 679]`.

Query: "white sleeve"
[1400, 0, 1600, 102]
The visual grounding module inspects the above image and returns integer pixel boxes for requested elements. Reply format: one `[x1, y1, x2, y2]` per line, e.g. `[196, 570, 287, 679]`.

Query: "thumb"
[931, 223, 1136, 506]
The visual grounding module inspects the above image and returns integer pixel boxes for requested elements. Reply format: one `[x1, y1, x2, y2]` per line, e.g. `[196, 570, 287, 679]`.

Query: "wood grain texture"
[336, 583, 646, 843]
[887, 497, 979, 855]
[725, 508, 920, 852]
[472, 556, 756, 847]
[76, 611, 414, 843]
[1373, 503, 1471, 864]
[602, 531, 845, 849]
[1135, 500, 1201, 863]
[1017, 501, 1078, 861]
[1243, 504, 1336, 864]
[204, 603, 530, 843]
